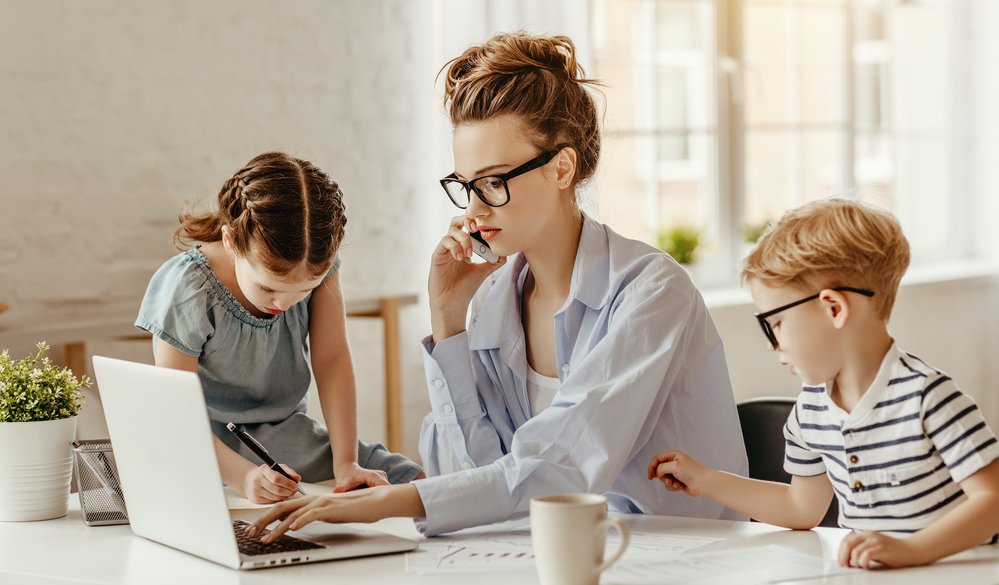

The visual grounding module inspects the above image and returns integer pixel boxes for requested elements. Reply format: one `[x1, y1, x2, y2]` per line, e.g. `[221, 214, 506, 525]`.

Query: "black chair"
[737, 397, 839, 528]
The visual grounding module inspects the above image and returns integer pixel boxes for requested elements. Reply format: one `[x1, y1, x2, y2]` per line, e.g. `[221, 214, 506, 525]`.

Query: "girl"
[249, 33, 747, 539]
[136, 152, 422, 504]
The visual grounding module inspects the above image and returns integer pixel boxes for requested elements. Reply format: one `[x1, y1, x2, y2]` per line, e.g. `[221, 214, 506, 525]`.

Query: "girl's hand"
[838, 531, 921, 569]
[243, 464, 302, 505]
[647, 451, 709, 497]
[428, 215, 506, 342]
[331, 464, 389, 493]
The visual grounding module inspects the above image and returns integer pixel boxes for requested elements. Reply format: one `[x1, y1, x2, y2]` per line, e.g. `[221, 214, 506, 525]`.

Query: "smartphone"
[468, 230, 499, 264]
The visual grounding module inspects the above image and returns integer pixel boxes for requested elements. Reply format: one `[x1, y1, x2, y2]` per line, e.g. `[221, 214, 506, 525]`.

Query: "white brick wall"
[0, 0, 450, 461]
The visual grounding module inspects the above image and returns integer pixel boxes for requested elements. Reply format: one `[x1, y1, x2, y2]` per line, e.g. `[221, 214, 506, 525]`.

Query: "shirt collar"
[827, 339, 902, 418]
[468, 212, 611, 352]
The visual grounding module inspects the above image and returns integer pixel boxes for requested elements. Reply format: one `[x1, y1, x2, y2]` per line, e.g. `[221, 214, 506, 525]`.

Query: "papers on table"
[405, 528, 722, 575]
[405, 528, 535, 574]
[405, 528, 861, 583]
[603, 544, 860, 585]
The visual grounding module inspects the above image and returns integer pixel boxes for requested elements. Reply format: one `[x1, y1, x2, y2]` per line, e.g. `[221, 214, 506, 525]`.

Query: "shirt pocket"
[853, 459, 953, 518]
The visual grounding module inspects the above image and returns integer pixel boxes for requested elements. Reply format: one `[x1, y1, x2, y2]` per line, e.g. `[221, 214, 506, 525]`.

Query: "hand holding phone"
[468, 230, 499, 264]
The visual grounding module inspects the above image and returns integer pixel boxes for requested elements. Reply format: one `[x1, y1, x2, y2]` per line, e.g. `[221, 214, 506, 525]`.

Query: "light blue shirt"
[415, 214, 748, 535]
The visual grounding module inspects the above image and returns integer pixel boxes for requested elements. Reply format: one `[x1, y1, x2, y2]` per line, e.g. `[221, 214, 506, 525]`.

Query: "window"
[592, 0, 960, 287]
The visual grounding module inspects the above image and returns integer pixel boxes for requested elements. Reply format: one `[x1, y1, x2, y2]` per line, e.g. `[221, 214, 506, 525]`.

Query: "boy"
[648, 198, 999, 569]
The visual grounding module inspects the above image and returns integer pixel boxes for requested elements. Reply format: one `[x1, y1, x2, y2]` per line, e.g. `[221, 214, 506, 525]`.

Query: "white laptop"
[92, 355, 418, 570]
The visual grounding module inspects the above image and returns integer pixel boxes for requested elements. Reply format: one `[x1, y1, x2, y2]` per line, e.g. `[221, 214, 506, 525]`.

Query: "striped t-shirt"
[784, 343, 999, 533]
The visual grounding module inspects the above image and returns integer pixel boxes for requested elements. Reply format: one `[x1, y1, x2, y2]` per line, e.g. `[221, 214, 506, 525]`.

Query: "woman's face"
[451, 116, 567, 258]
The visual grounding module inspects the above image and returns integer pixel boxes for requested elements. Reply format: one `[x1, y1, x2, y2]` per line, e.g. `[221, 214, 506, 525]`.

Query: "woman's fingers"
[261, 499, 329, 543]
[443, 227, 474, 261]
[247, 497, 314, 537]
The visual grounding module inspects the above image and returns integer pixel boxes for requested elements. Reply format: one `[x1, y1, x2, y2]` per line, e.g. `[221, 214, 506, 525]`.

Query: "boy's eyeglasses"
[440, 150, 560, 209]
[755, 287, 875, 349]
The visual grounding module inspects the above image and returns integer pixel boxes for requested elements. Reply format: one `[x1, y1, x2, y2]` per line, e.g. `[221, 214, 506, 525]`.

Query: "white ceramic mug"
[530, 494, 630, 585]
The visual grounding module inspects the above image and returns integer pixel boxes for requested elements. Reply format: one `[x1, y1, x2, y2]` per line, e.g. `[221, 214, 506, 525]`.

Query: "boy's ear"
[819, 289, 849, 330]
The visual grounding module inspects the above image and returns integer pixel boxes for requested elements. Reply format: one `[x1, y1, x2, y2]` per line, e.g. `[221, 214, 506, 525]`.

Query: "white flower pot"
[0, 416, 77, 521]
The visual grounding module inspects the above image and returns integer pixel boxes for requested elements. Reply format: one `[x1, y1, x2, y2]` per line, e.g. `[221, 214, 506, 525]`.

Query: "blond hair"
[741, 198, 910, 320]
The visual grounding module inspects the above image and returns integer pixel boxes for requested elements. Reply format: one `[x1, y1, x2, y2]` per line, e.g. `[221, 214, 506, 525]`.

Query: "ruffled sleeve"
[134, 250, 218, 357]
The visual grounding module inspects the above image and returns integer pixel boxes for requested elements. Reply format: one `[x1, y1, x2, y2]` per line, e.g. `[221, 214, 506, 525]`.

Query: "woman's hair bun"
[446, 33, 590, 89]
[441, 32, 602, 188]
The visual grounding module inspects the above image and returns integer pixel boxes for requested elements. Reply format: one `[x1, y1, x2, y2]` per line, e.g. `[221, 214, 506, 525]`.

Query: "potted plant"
[742, 220, 771, 245]
[657, 224, 704, 266]
[0, 342, 87, 521]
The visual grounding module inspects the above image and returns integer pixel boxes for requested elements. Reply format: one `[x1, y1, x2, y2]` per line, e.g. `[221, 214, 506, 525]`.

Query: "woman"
[250, 32, 747, 540]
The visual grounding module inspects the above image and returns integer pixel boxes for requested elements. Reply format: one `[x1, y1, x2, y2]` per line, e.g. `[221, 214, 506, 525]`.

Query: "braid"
[174, 152, 347, 279]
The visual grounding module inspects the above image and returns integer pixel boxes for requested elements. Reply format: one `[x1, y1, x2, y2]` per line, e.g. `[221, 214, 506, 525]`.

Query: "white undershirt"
[526, 364, 560, 417]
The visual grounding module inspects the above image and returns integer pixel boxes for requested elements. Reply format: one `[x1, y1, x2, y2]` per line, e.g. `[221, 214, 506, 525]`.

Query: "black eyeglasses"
[755, 287, 874, 349]
[440, 150, 560, 209]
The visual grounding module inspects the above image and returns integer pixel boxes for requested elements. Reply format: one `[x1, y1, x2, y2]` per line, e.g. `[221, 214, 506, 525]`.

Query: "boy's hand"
[647, 451, 709, 497]
[838, 531, 921, 569]
[331, 463, 389, 493]
[243, 464, 301, 504]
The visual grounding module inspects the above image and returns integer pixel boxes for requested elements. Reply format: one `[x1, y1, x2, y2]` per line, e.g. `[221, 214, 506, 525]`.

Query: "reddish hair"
[441, 33, 602, 189]
[174, 152, 346, 279]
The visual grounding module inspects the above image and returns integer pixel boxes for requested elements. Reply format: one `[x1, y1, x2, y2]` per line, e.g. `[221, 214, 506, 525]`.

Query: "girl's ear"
[553, 147, 578, 190]
[819, 289, 849, 330]
[221, 225, 235, 255]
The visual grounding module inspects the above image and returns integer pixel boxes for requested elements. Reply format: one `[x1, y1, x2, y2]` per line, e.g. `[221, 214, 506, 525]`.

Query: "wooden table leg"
[381, 298, 403, 454]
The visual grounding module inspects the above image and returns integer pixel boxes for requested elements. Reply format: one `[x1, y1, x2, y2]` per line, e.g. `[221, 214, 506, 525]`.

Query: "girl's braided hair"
[175, 152, 346, 279]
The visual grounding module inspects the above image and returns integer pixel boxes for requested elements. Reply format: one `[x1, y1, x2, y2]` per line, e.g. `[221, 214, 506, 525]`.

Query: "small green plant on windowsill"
[0, 342, 87, 422]
[742, 220, 771, 245]
[657, 225, 704, 265]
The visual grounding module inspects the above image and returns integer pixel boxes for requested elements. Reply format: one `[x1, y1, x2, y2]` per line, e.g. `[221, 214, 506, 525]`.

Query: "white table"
[1, 500, 998, 584]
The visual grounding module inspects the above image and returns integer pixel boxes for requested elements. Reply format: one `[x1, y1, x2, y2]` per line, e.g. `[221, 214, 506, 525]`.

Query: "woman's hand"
[428, 215, 506, 343]
[242, 463, 302, 505]
[331, 463, 389, 493]
[245, 483, 427, 542]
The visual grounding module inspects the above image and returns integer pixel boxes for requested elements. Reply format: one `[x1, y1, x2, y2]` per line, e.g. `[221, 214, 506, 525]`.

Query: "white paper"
[435, 544, 536, 571]
[405, 528, 536, 574]
[603, 544, 860, 585]
[404, 528, 722, 574]
[614, 533, 721, 560]
[405, 541, 454, 574]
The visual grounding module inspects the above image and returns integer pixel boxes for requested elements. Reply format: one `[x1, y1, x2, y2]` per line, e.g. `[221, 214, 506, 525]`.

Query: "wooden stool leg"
[381, 298, 403, 454]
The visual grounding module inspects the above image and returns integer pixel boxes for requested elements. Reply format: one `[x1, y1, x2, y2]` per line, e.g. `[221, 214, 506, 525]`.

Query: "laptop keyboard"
[233, 520, 326, 556]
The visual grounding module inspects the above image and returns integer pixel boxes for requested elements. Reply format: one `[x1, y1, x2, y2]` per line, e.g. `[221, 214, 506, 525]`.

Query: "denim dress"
[135, 247, 422, 484]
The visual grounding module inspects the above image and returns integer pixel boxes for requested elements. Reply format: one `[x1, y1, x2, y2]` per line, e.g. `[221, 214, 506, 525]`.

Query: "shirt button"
[849, 455, 859, 464]
[561, 364, 570, 373]
[433, 379, 444, 388]
[462, 462, 472, 470]
[442, 404, 453, 414]
[853, 481, 863, 490]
